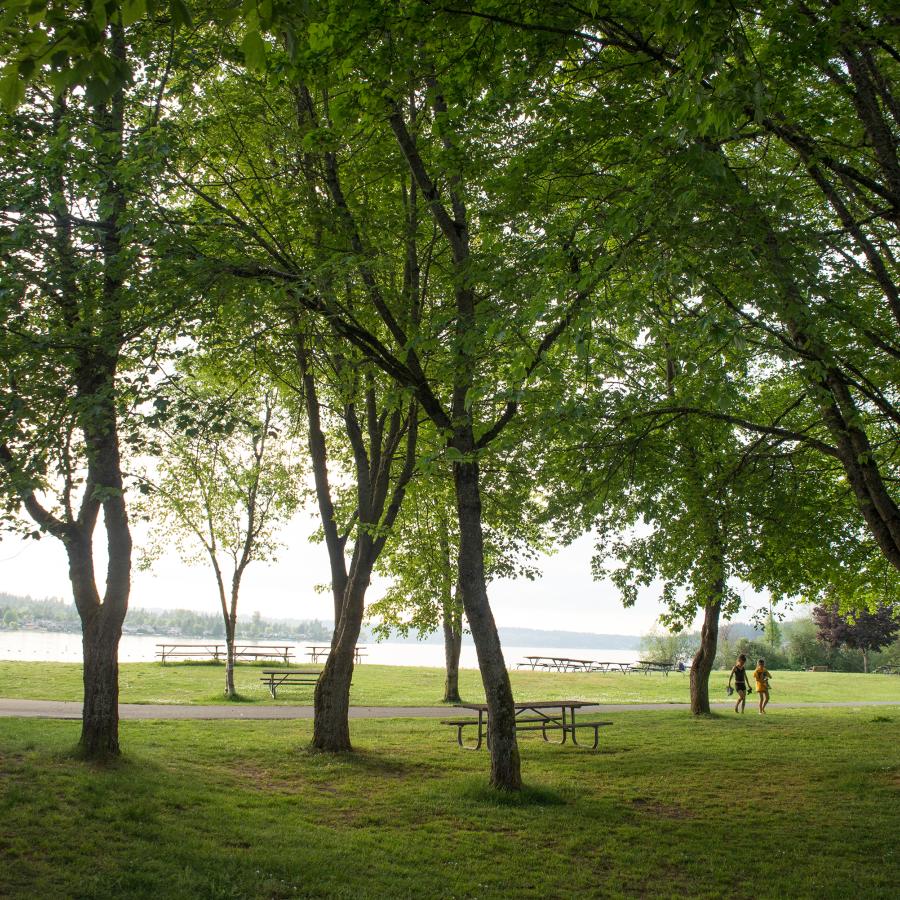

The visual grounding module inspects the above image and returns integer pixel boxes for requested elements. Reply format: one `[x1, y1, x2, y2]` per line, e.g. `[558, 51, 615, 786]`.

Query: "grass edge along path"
[1, 660, 899, 706]
[1, 707, 898, 899]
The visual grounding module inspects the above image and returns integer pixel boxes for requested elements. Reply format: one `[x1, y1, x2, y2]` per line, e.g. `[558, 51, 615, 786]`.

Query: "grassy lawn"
[1, 659, 899, 706]
[1, 708, 897, 899]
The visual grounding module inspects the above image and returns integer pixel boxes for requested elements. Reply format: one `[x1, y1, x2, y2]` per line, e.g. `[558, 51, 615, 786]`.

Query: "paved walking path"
[1, 698, 898, 720]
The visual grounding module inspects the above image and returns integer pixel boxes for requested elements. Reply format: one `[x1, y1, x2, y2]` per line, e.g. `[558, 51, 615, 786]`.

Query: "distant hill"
[380, 622, 765, 649]
[381, 626, 641, 650]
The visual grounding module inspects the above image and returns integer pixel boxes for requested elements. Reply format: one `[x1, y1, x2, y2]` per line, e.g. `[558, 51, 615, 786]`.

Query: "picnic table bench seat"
[260, 669, 321, 699]
[156, 643, 295, 664]
[441, 716, 612, 751]
[441, 702, 612, 751]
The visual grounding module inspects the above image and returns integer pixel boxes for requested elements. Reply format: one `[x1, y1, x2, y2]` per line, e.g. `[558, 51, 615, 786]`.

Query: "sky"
[0, 511, 776, 636]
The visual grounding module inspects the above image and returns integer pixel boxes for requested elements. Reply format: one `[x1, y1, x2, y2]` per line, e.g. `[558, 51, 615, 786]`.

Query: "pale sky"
[0, 511, 775, 635]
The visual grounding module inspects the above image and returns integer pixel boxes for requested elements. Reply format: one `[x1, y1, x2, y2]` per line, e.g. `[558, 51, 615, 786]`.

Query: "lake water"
[0, 630, 639, 669]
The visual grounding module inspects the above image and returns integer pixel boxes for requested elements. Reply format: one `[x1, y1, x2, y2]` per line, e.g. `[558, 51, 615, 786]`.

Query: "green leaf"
[121, 0, 147, 27]
[169, 0, 192, 28]
[0, 69, 26, 112]
[308, 21, 333, 52]
[241, 30, 267, 72]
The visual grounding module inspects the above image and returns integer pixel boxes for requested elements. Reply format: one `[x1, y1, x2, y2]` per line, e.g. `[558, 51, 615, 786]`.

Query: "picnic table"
[590, 661, 632, 673]
[517, 656, 597, 672]
[632, 659, 677, 676]
[259, 669, 321, 698]
[875, 664, 900, 675]
[156, 642, 295, 664]
[442, 700, 611, 751]
[306, 645, 367, 664]
[156, 642, 224, 663]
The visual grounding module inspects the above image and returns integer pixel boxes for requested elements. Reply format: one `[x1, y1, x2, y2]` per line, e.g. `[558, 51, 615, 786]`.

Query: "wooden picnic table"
[306, 645, 367, 664]
[591, 661, 632, 673]
[874, 664, 900, 675]
[156, 642, 224, 663]
[259, 669, 321, 698]
[442, 700, 611, 751]
[632, 659, 676, 675]
[156, 642, 295, 664]
[517, 655, 597, 672]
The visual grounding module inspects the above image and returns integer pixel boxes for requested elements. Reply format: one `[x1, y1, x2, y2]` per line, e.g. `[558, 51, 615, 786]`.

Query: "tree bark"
[224, 620, 236, 698]
[312, 568, 369, 751]
[438, 514, 463, 703]
[80, 606, 123, 758]
[68, 525, 127, 758]
[454, 453, 521, 790]
[442, 606, 463, 704]
[690, 598, 722, 715]
[819, 372, 900, 572]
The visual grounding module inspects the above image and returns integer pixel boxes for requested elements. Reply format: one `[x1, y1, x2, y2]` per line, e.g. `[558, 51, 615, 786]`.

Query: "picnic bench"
[631, 659, 676, 676]
[807, 665, 830, 672]
[516, 656, 633, 673]
[306, 645, 367, 664]
[875, 664, 900, 675]
[517, 656, 597, 672]
[259, 669, 321, 698]
[156, 642, 295, 664]
[156, 642, 225, 663]
[442, 701, 612, 751]
[591, 661, 632, 673]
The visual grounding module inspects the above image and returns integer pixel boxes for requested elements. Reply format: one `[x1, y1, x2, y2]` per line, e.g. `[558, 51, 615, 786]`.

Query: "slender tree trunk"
[454, 453, 521, 790]
[819, 372, 900, 572]
[862, 648, 869, 674]
[224, 620, 236, 698]
[690, 598, 722, 715]
[753, 210, 900, 572]
[438, 515, 462, 703]
[80, 607, 123, 758]
[313, 572, 368, 752]
[442, 605, 463, 704]
[68, 507, 129, 759]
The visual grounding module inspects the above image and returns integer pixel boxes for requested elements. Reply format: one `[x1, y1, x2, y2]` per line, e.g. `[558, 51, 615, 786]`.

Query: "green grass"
[1, 659, 899, 706]
[1, 708, 897, 898]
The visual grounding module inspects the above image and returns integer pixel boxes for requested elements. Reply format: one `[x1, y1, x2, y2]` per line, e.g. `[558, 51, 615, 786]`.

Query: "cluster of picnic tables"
[154, 642, 368, 698]
[517, 656, 681, 675]
[152, 642, 623, 753]
[155, 642, 297, 664]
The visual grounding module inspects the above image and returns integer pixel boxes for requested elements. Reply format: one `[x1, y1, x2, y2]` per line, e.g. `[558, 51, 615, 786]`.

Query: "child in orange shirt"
[754, 659, 771, 714]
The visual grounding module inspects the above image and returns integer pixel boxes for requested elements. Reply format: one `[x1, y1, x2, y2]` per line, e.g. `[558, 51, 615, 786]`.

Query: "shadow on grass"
[299, 744, 416, 777]
[452, 776, 568, 808]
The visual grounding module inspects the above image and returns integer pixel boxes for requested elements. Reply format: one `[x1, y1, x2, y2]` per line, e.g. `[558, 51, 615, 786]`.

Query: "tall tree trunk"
[862, 647, 869, 674]
[753, 203, 900, 572]
[68, 502, 129, 758]
[438, 515, 462, 703]
[80, 606, 123, 758]
[442, 604, 463, 704]
[818, 372, 900, 572]
[454, 454, 521, 790]
[690, 598, 722, 715]
[313, 573, 368, 751]
[224, 620, 236, 698]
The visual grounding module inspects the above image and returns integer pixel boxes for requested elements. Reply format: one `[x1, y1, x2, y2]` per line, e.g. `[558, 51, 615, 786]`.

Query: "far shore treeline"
[5, 590, 898, 673]
[0, 591, 331, 642]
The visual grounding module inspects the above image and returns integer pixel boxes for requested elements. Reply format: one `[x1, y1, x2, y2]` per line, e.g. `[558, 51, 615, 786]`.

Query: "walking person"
[754, 659, 772, 714]
[727, 654, 752, 713]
